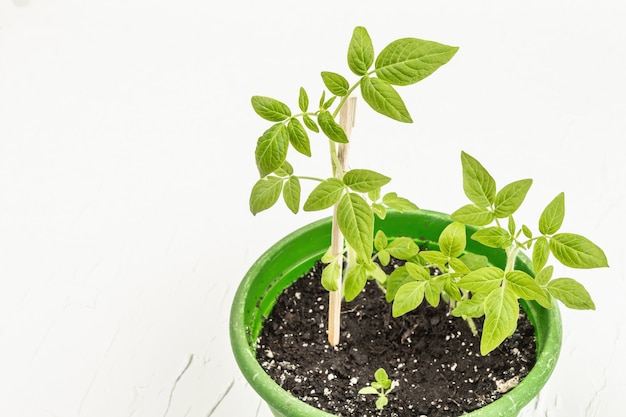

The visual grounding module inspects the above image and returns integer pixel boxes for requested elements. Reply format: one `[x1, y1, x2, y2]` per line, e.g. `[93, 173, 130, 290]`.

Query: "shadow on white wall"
[0, 0, 41, 29]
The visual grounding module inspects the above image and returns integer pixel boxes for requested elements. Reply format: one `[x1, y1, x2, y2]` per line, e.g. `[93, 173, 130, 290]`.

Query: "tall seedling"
[249, 27, 458, 345]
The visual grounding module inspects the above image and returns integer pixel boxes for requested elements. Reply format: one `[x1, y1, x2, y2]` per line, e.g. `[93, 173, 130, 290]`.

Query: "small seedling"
[358, 368, 397, 410]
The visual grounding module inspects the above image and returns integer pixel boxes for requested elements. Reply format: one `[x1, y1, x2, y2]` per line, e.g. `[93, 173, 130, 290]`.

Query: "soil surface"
[257, 261, 537, 417]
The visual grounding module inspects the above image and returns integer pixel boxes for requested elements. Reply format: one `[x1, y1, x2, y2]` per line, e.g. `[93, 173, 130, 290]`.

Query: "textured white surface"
[1, 1, 624, 416]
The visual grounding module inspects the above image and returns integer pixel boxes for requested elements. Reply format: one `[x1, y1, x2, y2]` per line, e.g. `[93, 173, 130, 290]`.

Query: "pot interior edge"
[243, 210, 542, 348]
[233, 210, 562, 417]
[242, 216, 333, 347]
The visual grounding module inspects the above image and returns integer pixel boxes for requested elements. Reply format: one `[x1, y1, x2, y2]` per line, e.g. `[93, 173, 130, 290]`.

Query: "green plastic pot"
[230, 210, 562, 417]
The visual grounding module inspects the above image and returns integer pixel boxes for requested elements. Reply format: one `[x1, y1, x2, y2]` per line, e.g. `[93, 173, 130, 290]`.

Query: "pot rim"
[230, 209, 563, 417]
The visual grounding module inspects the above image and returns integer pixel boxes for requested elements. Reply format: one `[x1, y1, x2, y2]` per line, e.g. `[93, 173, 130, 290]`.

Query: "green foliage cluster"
[249, 26, 608, 359]
[384, 151, 608, 354]
[358, 368, 397, 410]
[249, 26, 458, 273]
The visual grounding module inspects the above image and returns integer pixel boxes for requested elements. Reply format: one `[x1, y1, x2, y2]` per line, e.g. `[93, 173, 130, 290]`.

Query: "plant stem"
[296, 175, 325, 183]
[505, 246, 520, 274]
[328, 97, 357, 347]
[459, 289, 478, 336]
[331, 81, 362, 119]
[466, 316, 478, 336]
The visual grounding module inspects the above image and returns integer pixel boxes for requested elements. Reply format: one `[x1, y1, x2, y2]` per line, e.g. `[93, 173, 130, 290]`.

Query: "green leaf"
[539, 192, 565, 235]
[321, 247, 336, 264]
[419, 250, 449, 267]
[386, 237, 419, 260]
[406, 262, 430, 281]
[347, 26, 374, 76]
[481, 286, 519, 355]
[507, 216, 516, 236]
[451, 204, 494, 226]
[321, 262, 341, 291]
[460, 151, 496, 208]
[425, 279, 443, 307]
[369, 188, 381, 202]
[374, 230, 388, 251]
[287, 118, 311, 157]
[274, 161, 294, 176]
[532, 236, 550, 274]
[449, 257, 471, 274]
[303, 178, 345, 211]
[360, 76, 413, 123]
[255, 123, 289, 177]
[337, 193, 374, 261]
[386, 266, 413, 302]
[358, 386, 379, 395]
[458, 267, 504, 294]
[318, 111, 349, 143]
[377, 249, 390, 266]
[392, 281, 427, 317]
[460, 252, 490, 271]
[382, 192, 418, 211]
[372, 203, 386, 219]
[375, 38, 459, 86]
[494, 179, 533, 218]
[298, 87, 309, 112]
[321, 71, 350, 96]
[302, 114, 319, 132]
[367, 263, 387, 285]
[344, 169, 391, 193]
[452, 297, 485, 318]
[471, 227, 512, 249]
[443, 278, 462, 302]
[535, 265, 553, 286]
[376, 396, 388, 410]
[282, 176, 301, 214]
[251, 96, 291, 122]
[522, 225, 533, 239]
[550, 233, 608, 269]
[439, 221, 466, 258]
[505, 271, 550, 306]
[249, 176, 283, 215]
[322, 95, 337, 110]
[318, 90, 326, 108]
[374, 368, 389, 383]
[547, 278, 596, 310]
[344, 264, 367, 302]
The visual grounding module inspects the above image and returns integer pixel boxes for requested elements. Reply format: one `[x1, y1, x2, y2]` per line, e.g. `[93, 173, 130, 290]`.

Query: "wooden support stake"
[328, 97, 357, 347]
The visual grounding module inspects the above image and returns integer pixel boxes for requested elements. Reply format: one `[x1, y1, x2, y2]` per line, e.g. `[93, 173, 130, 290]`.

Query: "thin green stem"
[458, 288, 479, 336]
[466, 316, 478, 336]
[505, 246, 520, 274]
[329, 141, 342, 177]
[519, 235, 542, 248]
[346, 244, 357, 274]
[296, 175, 326, 182]
[291, 111, 319, 119]
[331, 79, 363, 119]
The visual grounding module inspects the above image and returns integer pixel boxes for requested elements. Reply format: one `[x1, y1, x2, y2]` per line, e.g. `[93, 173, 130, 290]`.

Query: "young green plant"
[358, 368, 397, 410]
[249, 26, 458, 345]
[385, 151, 608, 354]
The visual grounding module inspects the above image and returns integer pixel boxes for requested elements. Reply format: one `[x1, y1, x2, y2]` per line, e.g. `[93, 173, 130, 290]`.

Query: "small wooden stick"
[328, 97, 357, 347]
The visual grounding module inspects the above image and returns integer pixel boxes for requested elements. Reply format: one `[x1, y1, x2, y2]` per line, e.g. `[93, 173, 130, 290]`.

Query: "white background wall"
[1, 1, 624, 416]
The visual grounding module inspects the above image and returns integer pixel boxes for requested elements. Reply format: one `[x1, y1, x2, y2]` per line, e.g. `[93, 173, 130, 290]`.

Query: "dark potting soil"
[257, 261, 537, 417]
